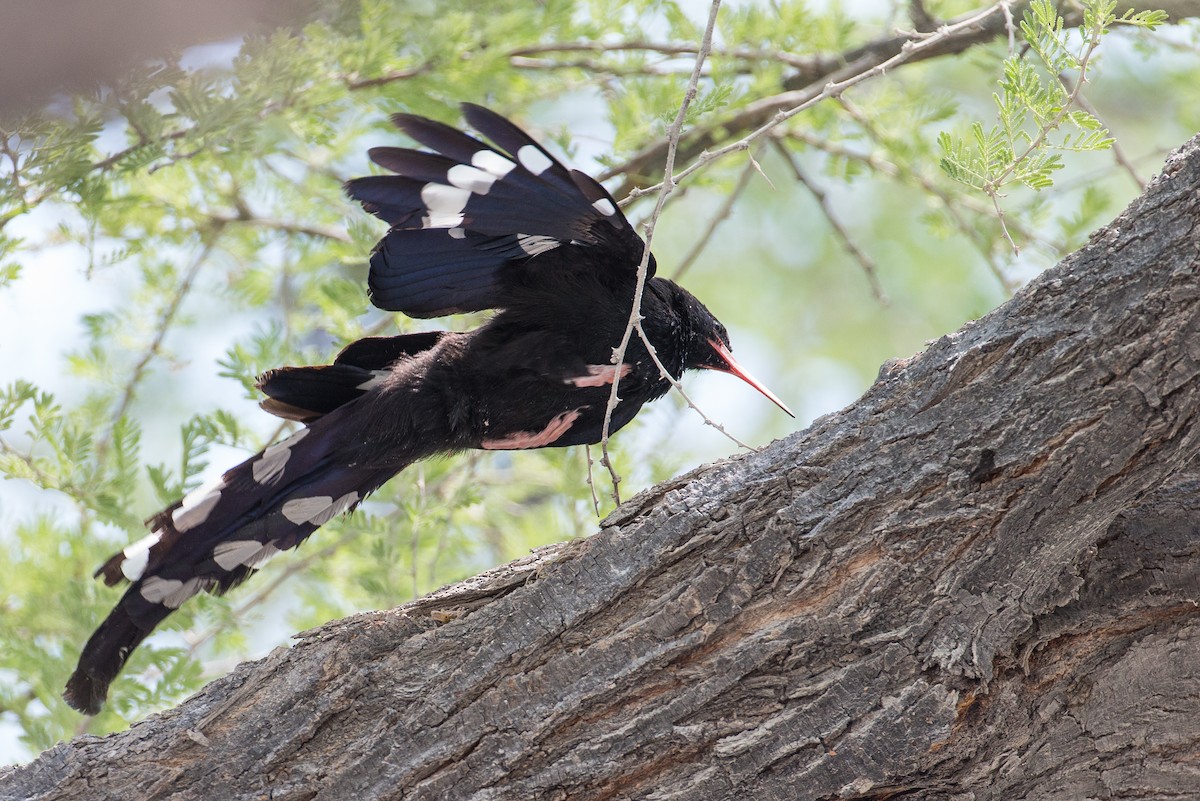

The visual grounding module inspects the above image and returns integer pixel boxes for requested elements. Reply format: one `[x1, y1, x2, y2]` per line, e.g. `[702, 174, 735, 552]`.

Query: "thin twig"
[207, 210, 351, 242]
[1002, 1, 1017, 54]
[598, 0, 725, 505]
[510, 56, 709, 77]
[584, 444, 602, 518]
[509, 40, 833, 72]
[771, 139, 888, 304]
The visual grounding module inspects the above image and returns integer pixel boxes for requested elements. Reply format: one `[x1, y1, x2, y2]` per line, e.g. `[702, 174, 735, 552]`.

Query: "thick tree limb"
[4, 134, 1200, 800]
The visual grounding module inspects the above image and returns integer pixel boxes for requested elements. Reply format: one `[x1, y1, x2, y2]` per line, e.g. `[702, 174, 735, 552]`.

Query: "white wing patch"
[517, 234, 561, 256]
[420, 183, 471, 215]
[592, 198, 616, 216]
[446, 164, 498, 195]
[471, 149, 516, 177]
[516, 145, 553, 175]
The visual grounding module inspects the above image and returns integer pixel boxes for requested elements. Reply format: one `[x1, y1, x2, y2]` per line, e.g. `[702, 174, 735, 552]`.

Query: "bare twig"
[510, 40, 840, 72]
[771, 139, 888, 303]
[584, 444, 602, 518]
[207, 209, 351, 242]
[511, 56, 709, 77]
[342, 64, 431, 90]
[598, 0, 725, 505]
[1002, 1, 1017, 54]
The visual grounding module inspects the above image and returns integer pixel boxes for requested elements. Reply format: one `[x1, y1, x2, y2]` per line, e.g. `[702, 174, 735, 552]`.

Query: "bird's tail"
[64, 410, 397, 714]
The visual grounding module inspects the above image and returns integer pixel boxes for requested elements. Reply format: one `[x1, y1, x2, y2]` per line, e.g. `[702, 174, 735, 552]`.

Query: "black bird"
[63, 104, 792, 714]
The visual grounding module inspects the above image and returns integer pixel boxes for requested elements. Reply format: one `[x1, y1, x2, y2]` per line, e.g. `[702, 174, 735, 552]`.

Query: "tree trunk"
[5, 134, 1200, 801]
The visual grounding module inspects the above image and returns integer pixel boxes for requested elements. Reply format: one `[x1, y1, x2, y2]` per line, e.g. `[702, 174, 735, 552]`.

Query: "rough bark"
[4, 134, 1200, 800]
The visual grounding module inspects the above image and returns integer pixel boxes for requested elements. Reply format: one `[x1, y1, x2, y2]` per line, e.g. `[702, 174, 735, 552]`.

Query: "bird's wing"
[345, 104, 649, 317]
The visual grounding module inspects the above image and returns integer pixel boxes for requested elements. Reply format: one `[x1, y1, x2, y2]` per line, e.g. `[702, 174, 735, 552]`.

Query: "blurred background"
[2, 0, 1198, 758]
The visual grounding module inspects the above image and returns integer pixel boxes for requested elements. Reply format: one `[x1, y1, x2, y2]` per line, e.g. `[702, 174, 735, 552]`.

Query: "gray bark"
[4, 135, 1200, 801]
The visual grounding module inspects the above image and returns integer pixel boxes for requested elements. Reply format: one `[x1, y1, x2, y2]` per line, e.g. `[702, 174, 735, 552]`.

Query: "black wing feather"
[344, 104, 651, 318]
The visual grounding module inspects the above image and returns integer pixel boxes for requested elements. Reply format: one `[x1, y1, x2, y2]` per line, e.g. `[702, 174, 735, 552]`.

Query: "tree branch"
[604, 0, 1200, 196]
[7, 119, 1200, 801]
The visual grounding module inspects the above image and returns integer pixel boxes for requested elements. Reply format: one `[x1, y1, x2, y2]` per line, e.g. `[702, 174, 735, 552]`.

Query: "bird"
[63, 103, 793, 714]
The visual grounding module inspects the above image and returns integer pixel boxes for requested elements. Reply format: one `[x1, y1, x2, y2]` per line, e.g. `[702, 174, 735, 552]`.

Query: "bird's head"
[665, 282, 794, 418]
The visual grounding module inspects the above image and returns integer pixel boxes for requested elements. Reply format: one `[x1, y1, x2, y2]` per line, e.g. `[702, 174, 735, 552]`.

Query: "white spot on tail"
[120, 531, 162, 581]
[281, 496, 330, 524]
[140, 576, 211, 608]
[172, 490, 222, 532]
[213, 539, 280, 571]
[253, 428, 309, 485]
[516, 145, 553, 175]
[592, 198, 616, 216]
[420, 183, 471, 215]
[471, 150, 515, 177]
[446, 164, 498, 194]
[281, 492, 360, 525]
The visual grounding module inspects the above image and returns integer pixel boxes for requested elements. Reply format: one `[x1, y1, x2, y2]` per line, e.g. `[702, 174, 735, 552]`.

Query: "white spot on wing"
[120, 531, 162, 581]
[517, 234, 561, 256]
[420, 183, 471, 215]
[422, 212, 465, 229]
[516, 145, 553, 175]
[448, 227, 466, 239]
[446, 164, 498, 194]
[471, 150, 515, 177]
[592, 197, 616, 216]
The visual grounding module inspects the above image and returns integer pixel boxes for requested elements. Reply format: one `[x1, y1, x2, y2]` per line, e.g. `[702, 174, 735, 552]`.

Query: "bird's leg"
[481, 409, 583, 450]
[563, 363, 632, 388]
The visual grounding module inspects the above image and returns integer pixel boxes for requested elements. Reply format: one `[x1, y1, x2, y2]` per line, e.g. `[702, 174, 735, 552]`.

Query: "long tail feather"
[65, 412, 398, 713]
